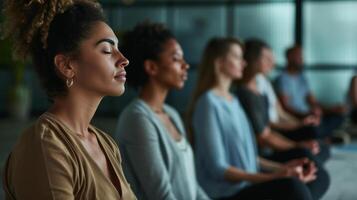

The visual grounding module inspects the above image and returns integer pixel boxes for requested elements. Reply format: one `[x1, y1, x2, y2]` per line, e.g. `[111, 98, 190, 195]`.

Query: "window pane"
[172, 6, 226, 64]
[304, 2, 357, 65]
[109, 7, 168, 31]
[306, 70, 354, 104]
[234, 3, 295, 65]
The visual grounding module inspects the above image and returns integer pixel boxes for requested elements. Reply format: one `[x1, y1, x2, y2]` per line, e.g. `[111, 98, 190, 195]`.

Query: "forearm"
[258, 157, 284, 172]
[277, 103, 301, 125]
[283, 105, 308, 119]
[271, 106, 301, 131]
[259, 129, 297, 151]
[223, 166, 275, 184]
[270, 121, 299, 131]
[307, 95, 320, 110]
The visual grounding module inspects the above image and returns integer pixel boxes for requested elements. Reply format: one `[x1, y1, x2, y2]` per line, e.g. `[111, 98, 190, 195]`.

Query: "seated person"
[188, 37, 316, 200]
[259, 72, 321, 141]
[2, 1, 135, 199]
[235, 39, 330, 199]
[275, 45, 346, 139]
[115, 22, 210, 200]
[243, 39, 330, 164]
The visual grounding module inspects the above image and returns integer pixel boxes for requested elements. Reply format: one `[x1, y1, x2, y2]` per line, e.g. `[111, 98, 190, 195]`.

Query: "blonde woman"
[188, 38, 314, 200]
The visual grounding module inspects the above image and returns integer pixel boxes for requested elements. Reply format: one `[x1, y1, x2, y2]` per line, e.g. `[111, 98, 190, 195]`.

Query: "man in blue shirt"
[275, 45, 346, 138]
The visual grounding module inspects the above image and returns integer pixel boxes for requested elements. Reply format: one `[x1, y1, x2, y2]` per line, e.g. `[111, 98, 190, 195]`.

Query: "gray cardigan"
[115, 99, 210, 200]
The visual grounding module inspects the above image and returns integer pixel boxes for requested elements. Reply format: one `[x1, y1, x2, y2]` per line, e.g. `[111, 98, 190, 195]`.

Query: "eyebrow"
[95, 38, 117, 47]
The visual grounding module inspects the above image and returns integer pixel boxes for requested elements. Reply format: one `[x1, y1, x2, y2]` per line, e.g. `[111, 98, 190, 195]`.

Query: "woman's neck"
[139, 81, 168, 113]
[213, 72, 232, 100]
[48, 91, 101, 137]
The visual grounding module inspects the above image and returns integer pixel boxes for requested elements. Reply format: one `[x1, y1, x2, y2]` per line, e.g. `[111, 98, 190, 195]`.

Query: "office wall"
[0, 0, 355, 116]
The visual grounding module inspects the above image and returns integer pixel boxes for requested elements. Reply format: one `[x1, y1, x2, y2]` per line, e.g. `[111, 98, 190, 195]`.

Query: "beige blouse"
[3, 113, 136, 200]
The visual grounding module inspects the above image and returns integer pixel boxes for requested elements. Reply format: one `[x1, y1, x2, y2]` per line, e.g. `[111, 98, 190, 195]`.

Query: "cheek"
[221, 63, 239, 78]
[266, 63, 273, 72]
[232, 62, 245, 79]
[80, 61, 101, 77]
[261, 62, 269, 72]
[76, 59, 113, 85]
[161, 64, 185, 87]
[162, 63, 180, 77]
[229, 61, 242, 73]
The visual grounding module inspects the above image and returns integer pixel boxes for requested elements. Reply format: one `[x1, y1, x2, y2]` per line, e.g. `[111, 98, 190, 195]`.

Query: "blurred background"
[3, 0, 357, 118]
[1, 0, 357, 199]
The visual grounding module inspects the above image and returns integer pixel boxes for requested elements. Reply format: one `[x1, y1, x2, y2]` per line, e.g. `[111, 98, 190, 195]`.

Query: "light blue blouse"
[192, 91, 258, 198]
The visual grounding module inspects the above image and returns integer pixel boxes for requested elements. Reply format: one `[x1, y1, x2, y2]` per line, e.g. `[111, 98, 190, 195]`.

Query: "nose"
[182, 59, 190, 70]
[115, 51, 129, 68]
[120, 57, 129, 68]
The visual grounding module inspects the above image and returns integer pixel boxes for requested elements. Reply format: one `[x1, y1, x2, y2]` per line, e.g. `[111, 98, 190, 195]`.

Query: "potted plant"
[0, 37, 31, 120]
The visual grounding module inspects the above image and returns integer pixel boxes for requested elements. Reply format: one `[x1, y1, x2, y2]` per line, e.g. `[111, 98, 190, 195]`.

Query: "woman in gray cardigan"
[115, 22, 210, 200]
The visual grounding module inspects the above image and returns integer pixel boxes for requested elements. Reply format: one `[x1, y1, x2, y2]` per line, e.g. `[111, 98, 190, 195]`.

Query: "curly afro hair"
[120, 21, 175, 89]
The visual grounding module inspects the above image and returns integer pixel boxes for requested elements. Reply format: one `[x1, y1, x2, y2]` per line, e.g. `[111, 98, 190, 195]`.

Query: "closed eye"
[102, 50, 112, 54]
[96, 38, 118, 55]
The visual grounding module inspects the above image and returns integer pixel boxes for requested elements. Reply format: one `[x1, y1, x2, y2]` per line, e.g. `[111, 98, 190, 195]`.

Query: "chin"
[168, 80, 185, 90]
[110, 86, 126, 96]
[117, 89, 125, 96]
[233, 73, 243, 79]
[170, 85, 182, 91]
[176, 81, 185, 90]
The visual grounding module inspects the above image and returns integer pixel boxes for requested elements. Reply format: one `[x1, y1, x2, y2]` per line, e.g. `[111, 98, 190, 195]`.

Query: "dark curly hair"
[2, 0, 105, 99]
[121, 21, 175, 89]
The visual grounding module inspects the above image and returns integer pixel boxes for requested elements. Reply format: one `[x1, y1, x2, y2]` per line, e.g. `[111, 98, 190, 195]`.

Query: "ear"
[54, 54, 75, 79]
[144, 59, 159, 77]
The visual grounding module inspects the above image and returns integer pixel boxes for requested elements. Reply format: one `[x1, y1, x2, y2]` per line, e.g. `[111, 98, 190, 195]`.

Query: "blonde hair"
[186, 37, 242, 146]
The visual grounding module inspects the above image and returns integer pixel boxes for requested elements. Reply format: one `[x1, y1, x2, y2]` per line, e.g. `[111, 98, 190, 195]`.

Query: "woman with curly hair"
[2, 0, 136, 199]
[115, 22, 210, 200]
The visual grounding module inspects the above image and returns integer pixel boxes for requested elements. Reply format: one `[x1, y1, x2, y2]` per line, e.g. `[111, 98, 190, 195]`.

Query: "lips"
[182, 73, 188, 81]
[114, 71, 126, 82]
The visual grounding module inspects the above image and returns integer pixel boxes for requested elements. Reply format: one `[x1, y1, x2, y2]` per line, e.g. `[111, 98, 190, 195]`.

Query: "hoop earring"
[66, 78, 74, 88]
